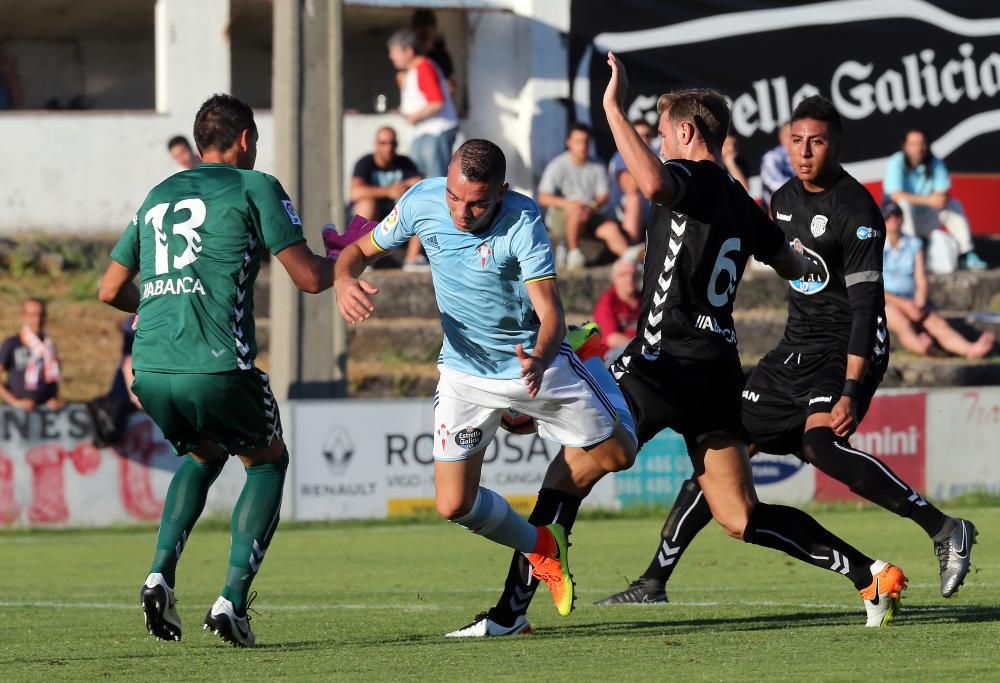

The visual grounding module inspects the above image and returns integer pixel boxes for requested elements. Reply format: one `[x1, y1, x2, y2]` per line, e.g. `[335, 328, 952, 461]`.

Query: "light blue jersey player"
[334, 139, 637, 620]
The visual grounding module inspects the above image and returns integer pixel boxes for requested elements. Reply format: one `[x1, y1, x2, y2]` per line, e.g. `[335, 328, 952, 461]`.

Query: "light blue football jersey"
[370, 177, 557, 379]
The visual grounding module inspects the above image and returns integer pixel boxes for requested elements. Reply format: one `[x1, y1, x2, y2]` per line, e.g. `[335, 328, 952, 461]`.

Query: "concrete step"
[344, 355, 1000, 398]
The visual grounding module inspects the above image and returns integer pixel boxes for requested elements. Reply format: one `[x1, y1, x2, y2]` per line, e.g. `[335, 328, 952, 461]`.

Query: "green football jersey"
[111, 163, 305, 373]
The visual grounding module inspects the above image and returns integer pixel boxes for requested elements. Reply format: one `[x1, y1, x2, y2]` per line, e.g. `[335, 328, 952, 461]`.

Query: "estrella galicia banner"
[570, 0, 1000, 185]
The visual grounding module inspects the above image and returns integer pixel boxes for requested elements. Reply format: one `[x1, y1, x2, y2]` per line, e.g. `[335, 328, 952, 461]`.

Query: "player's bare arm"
[603, 51, 677, 205]
[98, 260, 140, 313]
[274, 242, 335, 294]
[519, 278, 566, 398]
[333, 238, 382, 324]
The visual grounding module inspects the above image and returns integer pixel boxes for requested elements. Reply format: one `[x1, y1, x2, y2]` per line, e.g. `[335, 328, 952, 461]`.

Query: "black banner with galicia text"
[570, 0, 1000, 180]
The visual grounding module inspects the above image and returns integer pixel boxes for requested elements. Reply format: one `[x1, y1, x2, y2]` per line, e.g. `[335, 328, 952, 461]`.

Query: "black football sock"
[744, 501, 874, 590]
[801, 427, 949, 538]
[640, 479, 713, 584]
[490, 488, 582, 625]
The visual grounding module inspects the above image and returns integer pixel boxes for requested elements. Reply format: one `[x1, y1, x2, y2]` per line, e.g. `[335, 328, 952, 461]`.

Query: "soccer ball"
[500, 408, 537, 435]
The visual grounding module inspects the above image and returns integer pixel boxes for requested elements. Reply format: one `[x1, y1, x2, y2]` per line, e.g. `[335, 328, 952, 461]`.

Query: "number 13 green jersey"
[111, 163, 305, 373]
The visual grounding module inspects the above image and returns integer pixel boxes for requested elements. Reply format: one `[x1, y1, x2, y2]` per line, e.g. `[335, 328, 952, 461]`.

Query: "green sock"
[150, 455, 226, 587]
[222, 451, 288, 616]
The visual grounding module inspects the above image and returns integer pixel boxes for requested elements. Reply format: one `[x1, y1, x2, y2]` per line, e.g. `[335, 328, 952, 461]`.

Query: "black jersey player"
[447, 57, 908, 638]
[597, 96, 976, 609]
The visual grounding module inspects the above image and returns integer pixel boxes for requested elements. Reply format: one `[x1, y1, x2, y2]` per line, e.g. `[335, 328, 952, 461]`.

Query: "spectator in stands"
[0, 43, 23, 110]
[722, 133, 751, 193]
[412, 9, 454, 92]
[760, 122, 794, 209]
[387, 28, 459, 179]
[167, 135, 201, 170]
[539, 123, 630, 269]
[882, 202, 995, 358]
[608, 118, 654, 245]
[883, 128, 987, 270]
[350, 126, 426, 269]
[593, 256, 642, 361]
[0, 298, 62, 411]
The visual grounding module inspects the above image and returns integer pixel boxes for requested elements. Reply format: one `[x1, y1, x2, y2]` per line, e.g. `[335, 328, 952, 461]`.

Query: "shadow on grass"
[7, 605, 1000, 664]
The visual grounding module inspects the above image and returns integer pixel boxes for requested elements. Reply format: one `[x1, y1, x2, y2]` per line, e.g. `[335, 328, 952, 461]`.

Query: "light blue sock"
[453, 487, 537, 553]
[583, 356, 638, 448]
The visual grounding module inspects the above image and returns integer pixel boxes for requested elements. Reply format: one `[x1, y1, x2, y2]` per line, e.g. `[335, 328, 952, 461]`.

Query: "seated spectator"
[387, 28, 459, 179]
[350, 126, 426, 269]
[760, 122, 793, 209]
[167, 135, 201, 170]
[882, 202, 994, 358]
[0, 298, 63, 411]
[608, 119, 654, 244]
[87, 314, 142, 447]
[721, 133, 751, 193]
[593, 256, 642, 361]
[883, 128, 987, 270]
[539, 123, 631, 269]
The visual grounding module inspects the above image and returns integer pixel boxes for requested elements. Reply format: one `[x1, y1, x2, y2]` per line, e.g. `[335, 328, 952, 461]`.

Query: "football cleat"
[936, 518, 977, 598]
[499, 408, 537, 435]
[444, 610, 534, 638]
[526, 524, 575, 617]
[203, 595, 256, 648]
[140, 572, 182, 641]
[860, 561, 908, 627]
[593, 578, 668, 606]
[567, 322, 606, 362]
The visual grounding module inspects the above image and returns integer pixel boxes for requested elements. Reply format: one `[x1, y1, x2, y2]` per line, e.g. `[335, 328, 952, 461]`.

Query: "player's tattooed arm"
[603, 51, 677, 205]
[333, 239, 382, 324]
[98, 260, 140, 313]
[520, 278, 566, 397]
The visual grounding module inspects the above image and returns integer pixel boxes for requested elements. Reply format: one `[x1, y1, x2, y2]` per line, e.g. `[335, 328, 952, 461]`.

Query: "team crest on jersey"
[810, 214, 828, 238]
[788, 241, 830, 295]
[477, 241, 492, 268]
[282, 200, 302, 225]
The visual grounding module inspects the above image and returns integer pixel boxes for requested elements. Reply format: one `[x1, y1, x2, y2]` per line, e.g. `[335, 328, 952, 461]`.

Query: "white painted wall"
[0, 0, 571, 234]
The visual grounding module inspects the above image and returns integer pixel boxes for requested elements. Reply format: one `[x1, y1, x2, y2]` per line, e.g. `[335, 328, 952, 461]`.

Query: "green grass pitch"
[1, 506, 998, 681]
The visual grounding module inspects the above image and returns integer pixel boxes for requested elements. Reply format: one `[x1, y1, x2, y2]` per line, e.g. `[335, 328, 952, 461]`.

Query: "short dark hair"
[656, 89, 730, 151]
[193, 94, 256, 153]
[791, 95, 843, 142]
[567, 122, 592, 138]
[167, 135, 192, 151]
[451, 139, 506, 186]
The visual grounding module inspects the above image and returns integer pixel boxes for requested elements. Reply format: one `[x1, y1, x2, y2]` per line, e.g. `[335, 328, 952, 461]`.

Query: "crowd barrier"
[1, 387, 997, 527]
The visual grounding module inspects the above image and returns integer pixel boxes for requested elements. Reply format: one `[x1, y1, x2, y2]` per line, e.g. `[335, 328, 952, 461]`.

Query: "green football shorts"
[132, 368, 283, 456]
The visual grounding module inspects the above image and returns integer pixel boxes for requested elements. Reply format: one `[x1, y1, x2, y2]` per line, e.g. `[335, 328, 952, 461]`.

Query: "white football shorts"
[432, 345, 617, 461]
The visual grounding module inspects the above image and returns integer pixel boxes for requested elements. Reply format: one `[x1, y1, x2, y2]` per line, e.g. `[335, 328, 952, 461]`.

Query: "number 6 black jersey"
[621, 159, 786, 364]
[769, 169, 888, 361]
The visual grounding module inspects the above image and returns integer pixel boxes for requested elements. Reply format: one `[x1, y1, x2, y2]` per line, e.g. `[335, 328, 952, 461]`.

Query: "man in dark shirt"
[598, 96, 974, 609]
[448, 61, 906, 638]
[350, 126, 425, 268]
[0, 298, 63, 411]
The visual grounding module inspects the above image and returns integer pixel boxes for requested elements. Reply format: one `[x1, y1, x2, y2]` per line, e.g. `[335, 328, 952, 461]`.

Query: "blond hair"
[656, 89, 730, 151]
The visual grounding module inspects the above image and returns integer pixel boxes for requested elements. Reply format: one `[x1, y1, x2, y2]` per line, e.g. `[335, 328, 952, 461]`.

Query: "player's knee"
[713, 510, 750, 540]
[436, 495, 473, 521]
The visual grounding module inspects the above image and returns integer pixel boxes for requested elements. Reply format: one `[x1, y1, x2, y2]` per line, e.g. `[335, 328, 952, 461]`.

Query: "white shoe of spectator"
[566, 248, 587, 270]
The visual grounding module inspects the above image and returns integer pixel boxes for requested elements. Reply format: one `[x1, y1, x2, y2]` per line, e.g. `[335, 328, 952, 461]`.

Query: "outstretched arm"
[333, 236, 383, 324]
[603, 51, 677, 205]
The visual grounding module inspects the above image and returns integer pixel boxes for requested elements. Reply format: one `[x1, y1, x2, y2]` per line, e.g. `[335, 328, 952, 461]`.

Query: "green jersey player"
[98, 94, 337, 648]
